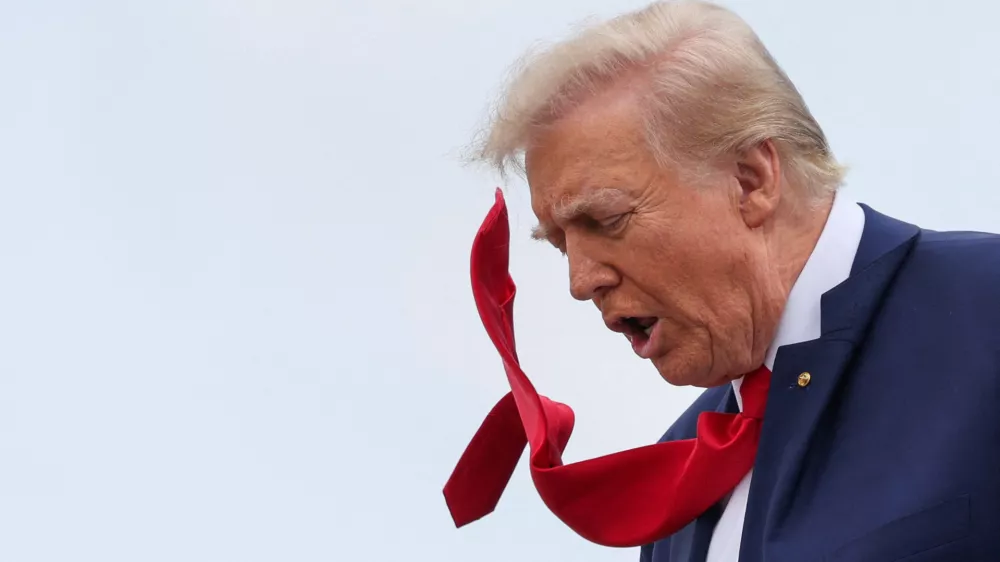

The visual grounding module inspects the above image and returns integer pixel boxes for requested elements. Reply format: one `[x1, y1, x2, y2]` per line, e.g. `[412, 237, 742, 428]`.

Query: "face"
[524, 92, 786, 387]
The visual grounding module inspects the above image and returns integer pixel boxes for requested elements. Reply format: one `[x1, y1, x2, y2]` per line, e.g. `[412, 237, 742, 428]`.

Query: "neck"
[771, 194, 834, 292]
[751, 192, 834, 363]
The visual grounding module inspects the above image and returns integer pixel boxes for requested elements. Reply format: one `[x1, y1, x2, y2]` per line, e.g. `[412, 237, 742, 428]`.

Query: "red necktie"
[443, 189, 771, 548]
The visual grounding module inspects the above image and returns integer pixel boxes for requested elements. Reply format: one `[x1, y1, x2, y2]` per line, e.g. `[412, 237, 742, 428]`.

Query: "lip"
[629, 319, 660, 359]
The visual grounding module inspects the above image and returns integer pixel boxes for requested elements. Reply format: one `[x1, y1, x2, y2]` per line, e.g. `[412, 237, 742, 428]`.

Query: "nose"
[567, 244, 620, 301]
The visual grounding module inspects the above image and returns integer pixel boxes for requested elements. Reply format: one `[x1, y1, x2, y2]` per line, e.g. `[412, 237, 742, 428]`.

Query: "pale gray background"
[0, 1, 997, 561]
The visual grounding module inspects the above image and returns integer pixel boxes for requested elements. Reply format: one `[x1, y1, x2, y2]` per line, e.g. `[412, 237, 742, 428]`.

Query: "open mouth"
[614, 316, 660, 359]
[621, 316, 658, 340]
[604, 314, 662, 359]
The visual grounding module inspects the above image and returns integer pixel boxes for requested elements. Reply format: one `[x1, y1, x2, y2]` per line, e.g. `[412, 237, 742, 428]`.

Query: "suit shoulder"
[910, 228, 1000, 284]
[919, 228, 1000, 255]
[656, 385, 731, 444]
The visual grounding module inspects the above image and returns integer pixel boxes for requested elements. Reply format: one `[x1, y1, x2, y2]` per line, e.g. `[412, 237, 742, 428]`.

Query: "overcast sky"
[1, 1, 998, 561]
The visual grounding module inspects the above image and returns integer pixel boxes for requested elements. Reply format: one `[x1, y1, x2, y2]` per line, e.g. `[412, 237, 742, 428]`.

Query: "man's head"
[472, 0, 843, 387]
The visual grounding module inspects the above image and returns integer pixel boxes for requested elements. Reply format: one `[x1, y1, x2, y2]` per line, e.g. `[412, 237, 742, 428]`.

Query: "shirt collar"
[733, 192, 866, 411]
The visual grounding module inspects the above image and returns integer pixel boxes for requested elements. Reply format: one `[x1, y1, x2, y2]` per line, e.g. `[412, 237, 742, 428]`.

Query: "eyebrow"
[530, 187, 631, 241]
[530, 224, 551, 241]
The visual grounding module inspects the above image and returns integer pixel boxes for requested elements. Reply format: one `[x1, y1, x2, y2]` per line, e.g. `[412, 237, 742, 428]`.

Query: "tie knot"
[739, 366, 772, 420]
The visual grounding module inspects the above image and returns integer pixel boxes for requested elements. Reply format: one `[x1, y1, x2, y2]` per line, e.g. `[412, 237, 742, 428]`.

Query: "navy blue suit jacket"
[641, 205, 1000, 562]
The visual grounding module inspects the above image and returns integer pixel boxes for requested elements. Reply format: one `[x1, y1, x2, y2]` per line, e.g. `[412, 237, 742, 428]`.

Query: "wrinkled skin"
[524, 89, 830, 387]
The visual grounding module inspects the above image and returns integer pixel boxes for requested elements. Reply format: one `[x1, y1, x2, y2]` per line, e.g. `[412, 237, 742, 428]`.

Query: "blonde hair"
[472, 0, 845, 199]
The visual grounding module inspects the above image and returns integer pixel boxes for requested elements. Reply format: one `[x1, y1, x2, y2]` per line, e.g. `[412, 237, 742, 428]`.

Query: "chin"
[651, 350, 719, 388]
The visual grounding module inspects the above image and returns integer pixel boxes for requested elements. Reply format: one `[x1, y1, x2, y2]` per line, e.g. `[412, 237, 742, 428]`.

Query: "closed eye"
[602, 214, 627, 227]
[595, 212, 631, 232]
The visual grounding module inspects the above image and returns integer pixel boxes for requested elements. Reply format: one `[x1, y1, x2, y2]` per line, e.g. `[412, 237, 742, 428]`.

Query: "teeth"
[643, 323, 655, 336]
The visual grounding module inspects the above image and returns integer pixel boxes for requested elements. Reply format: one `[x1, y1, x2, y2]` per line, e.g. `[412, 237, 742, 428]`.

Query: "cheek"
[623, 218, 744, 310]
[616, 234, 695, 306]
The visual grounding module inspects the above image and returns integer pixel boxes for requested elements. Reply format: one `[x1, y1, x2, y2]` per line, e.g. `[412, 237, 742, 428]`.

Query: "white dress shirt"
[704, 194, 866, 562]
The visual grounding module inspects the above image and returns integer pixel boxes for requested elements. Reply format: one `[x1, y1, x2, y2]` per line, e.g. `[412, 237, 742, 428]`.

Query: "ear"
[735, 139, 781, 229]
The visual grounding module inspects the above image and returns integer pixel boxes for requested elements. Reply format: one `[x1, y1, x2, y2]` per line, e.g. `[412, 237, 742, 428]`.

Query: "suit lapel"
[736, 205, 921, 562]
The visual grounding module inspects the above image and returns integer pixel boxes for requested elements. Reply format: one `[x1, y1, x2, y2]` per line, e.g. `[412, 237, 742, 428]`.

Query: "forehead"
[524, 93, 651, 221]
